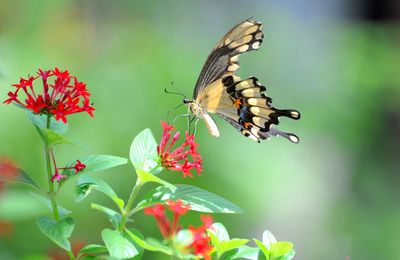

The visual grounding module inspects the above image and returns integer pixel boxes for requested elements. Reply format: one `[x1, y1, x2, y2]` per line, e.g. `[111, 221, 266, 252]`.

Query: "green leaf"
[75, 175, 124, 210]
[126, 229, 174, 256]
[60, 154, 128, 181]
[36, 216, 75, 251]
[125, 229, 144, 260]
[209, 223, 230, 242]
[30, 192, 72, 217]
[28, 112, 68, 134]
[0, 190, 48, 220]
[135, 184, 243, 214]
[254, 239, 270, 260]
[135, 169, 175, 191]
[78, 244, 108, 257]
[129, 128, 161, 174]
[175, 229, 194, 247]
[102, 229, 140, 259]
[0, 166, 42, 192]
[262, 230, 277, 250]
[218, 239, 249, 257]
[144, 237, 174, 255]
[255, 231, 295, 260]
[208, 223, 248, 257]
[78, 256, 104, 260]
[225, 245, 259, 260]
[277, 250, 295, 260]
[125, 229, 160, 252]
[91, 203, 122, 229]
[43, 128, 73, 147]
[270, 242, 293, 259]
[220, 249, 239, 260]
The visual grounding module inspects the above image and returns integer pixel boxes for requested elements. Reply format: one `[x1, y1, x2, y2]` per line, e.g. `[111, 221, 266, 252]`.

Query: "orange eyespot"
[243, 122, 251, 129]
[234, 99, 242, 109]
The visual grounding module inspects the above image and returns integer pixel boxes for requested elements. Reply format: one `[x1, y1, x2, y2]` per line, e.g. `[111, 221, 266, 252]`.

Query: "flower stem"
[67, 250, 75, 260]
[45, 116, 60, 220]
[44, 116, 75, 260]
[119, 177, 143, 232]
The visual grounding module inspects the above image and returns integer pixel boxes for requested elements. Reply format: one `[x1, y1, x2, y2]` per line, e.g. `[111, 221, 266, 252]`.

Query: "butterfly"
[184, 18, 301, 143]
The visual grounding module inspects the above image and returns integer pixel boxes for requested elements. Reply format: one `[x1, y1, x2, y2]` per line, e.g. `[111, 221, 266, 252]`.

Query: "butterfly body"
[187, 19, 301, 143]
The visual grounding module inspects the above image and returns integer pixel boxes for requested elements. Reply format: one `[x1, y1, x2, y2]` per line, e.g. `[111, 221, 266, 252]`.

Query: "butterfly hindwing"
[193, 19, 264, 98]
[215, 75, 300, 143]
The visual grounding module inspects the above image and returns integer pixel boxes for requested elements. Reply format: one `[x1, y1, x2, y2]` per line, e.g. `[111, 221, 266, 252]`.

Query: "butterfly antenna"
[164, 88, 187, 100]
[165, 81, 191, 123]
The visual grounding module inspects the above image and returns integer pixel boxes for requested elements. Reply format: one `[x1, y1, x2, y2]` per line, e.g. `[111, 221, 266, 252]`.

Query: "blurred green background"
[1, 0, 400, 259]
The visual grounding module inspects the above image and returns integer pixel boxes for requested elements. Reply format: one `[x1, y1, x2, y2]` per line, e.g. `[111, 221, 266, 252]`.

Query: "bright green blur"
[1, 1, 400, 259]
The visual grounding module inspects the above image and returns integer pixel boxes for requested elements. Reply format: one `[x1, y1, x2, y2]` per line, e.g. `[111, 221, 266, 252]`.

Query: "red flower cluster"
[157, 122, 202, 178]
[144, 200, 213, 259]
[4, 68, 94, 123]
[188, 215, 214, 259]
[144, 200, 190, 238]
[51, 159, 86, 183]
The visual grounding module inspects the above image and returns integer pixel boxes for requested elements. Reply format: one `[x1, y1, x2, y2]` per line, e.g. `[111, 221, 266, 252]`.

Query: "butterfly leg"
[170, 113, 198, 135]
[190, 117, 200, 136]
[171, 113, 191, 125]
[166, 103, 185, 123]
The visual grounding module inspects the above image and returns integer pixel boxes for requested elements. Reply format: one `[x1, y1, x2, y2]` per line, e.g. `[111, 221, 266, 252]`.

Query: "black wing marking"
[193, 19, 264, 98]
[216, 75, 300, 143]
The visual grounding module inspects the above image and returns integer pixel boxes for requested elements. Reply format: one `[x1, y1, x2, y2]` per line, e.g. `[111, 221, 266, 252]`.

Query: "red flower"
[25, 94, 47, 113]
[3, 68, 95, 123]
[144, 201, 213, 259]
[51, 169, 66, 182]
[144, 200, 191, 238]
[57, 160, 87, 179]
[167, 200, 190, 215]
[157, 121, 202, 178]
[73, 160, 86, 173]
[188, 215, 214, 260]
[144, 203, 172, 238]
[167, 200, 190, 232]
[51, 102, 69, 124]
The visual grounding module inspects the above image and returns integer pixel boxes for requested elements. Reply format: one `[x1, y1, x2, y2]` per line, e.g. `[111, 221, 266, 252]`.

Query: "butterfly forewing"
[193, 19, 264, 98]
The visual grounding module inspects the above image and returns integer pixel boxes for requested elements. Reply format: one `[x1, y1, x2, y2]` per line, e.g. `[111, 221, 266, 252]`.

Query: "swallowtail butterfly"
[184, 19, 301, 143]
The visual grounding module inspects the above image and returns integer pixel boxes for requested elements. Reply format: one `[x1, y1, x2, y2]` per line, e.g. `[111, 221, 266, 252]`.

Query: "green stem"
[44, 116, 75, 260]
[119, 178, 143, 232]
[67, 250, 75, 260]
[45, 116, 60, 220]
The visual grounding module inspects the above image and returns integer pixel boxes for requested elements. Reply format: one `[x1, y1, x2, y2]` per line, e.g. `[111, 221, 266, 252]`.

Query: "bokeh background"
[1, 0, 400, 259]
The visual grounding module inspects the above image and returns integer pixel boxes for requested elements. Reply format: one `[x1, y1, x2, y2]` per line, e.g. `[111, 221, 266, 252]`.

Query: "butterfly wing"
[193, 19, 263, 99]
[192, 19, 300, 143]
